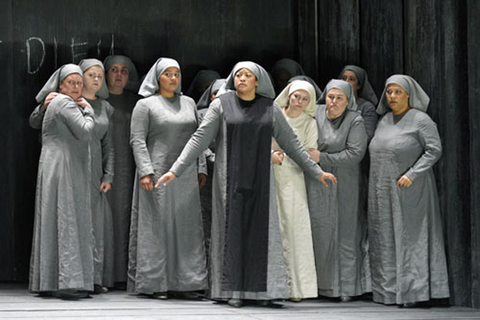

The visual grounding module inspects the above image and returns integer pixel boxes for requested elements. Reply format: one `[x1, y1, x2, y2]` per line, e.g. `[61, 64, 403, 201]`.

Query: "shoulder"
[179, 94, 197, 108]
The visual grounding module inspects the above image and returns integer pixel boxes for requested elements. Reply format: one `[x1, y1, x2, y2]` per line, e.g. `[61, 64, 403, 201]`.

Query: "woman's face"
[288, 89, 310, 113]
[341, 70, 359, 94]
[234, 68, 258, 96]
[385, 83, 409, 114]
[326, 88, 348, 119]
[59, 73, 83, 100]
[83, 65, 104, 93]
[159, 67, 180, 96]
[107, 63, 129, 90]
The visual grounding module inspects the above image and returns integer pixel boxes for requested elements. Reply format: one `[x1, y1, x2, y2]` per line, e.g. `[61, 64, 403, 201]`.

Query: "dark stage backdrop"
[1, 0, 479, 308]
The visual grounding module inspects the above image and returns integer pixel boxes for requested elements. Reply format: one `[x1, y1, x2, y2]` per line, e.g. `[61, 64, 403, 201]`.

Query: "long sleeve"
[170, 100, 221, 177]
[101, 103, 115, 183]
[130, 100, 154, 178]
[272, 105, 323, 179]
[29, 104, 45, 129]
[320, 115, 367, 167]
[58, 98, 95, 141]
[303, 117, 318, 150]
[359, 99, 378, 142]
[405, 113, 442, 181]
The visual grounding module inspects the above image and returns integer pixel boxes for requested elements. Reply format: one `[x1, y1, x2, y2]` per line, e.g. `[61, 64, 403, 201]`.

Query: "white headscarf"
[138, 58, 181, 97]
[377, 74, 430, 115]
[35, 64, 83, 103]
[103, 55, 140, 92]
[217, 61, 275, 99]
[320, 79, 358, 112]
[275, 80, 317, 117]
[78, 58, 109, 99]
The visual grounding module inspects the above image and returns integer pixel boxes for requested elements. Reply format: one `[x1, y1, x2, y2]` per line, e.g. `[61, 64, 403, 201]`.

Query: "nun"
[339, 65, 378, 141]
[29, 64, 95, 300]
[78, 58, 115, 294]
[103, 55, 142, 289]
[368, 75, 449, 307]
[271, 80, 319, 301]
[287, 75, 323, 104]
[306, 79, 369, 302]
[270, 58, 306, 95]
[157, 61, 336, 308]
[128, 57, 208, 300]
[186, 69, 221, 102]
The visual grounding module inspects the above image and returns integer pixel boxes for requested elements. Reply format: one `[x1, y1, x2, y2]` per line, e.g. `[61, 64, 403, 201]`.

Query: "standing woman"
[307, 80, 369, 302]
[78, 59, 115, 294]
[271, 80, 319, 301]
[29, 64, 95, 300]
[128, 58, 208, 299]
[103, 55, 142, 289]
[339, 65, 378, 141]
[368, 75, 449, 307]
[157, 61, 336, 308]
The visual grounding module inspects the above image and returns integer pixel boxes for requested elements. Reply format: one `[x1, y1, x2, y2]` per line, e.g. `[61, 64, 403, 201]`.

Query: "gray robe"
[29, 94, 95, 292]
[88, 98, 115, 288]
[357, 98, 377, 142]
[128, 94, 207, 294]
[306, 105, 369, 298]
[106, 90, 141, 283]
[368, 109, 449, 304]
[170, 99, 323, 300]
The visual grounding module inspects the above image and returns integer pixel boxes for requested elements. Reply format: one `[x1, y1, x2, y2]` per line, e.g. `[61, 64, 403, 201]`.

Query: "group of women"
[28, 55, 450, 309]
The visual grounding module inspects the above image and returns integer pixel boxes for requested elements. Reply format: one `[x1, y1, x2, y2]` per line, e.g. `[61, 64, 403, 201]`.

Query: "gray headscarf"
[78, 58, 109, 99]
[35, 64, 83, 103]
[138, 58, 181, 98]
[377, 74, 430, 115]
[288, 75, 323, 103]
[320, 79, 358, 112]
[271, 58, 305, 78]
[217, 61, 275, 99]
[197, 79, 226, 109]
[186, 70, 221, 101]
[339, 65, 378, 105]
[275, 80, 317, 117]
[103, 55, 140, 93]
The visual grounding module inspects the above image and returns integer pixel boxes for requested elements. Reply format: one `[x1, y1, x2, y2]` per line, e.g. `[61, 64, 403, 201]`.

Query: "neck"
[108, 86, 124, 95]
[159, 90, 175, 98]
[285, 106, 302, 118]
[82, 89, 97, 100]
[236, 91, 256, 101]
[392, 105, 411, 115]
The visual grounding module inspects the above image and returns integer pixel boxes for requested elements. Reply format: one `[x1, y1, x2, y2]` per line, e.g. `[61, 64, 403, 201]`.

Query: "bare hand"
[140, 175, 153, 191]
[41, 92, 59, 112]
[75, 97, 91, 109]
[397, 174, 412, 188]
[100, 182, 112, 193]
[271, 150, 284, 165]
[318, 172, 337, 187]
[155, 172, 176, 188]
[308, 148, 320, 163]
[198, 173, 207, 188]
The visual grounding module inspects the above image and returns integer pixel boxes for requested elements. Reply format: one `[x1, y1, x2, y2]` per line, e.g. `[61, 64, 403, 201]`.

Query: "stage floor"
[1, 283, 479, 320]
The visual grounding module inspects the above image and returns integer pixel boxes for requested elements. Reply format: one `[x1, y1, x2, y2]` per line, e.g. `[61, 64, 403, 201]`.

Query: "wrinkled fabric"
[128, 94, 207, 294]
[272, 108, 318, 299]
[368, 108, 449, 304]
[306, 105, 369, 298]
[79, 59, 109, 99]
[186, 70, 221, 102]
[339, 65, 378, 105]
[87, 98, 115, 288]
[138, 58, 181, 97]
[104, 55, 140, 93]
[35, 64, 82, 103]
[170, 97, 323, 300]
[106, 90, 141, 283]
[377, 75, 430, 115]
[197, 79, 226, 110]
[288, 75, 322, 103]
[29, 94, 95, 293]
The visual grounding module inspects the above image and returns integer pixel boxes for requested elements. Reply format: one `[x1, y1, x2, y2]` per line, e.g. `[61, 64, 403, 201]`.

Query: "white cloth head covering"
[35, 64, 83, 103]
[217, 61, 275, 99]
[288, 75, 323, 103]
[377, 74, 430, 115]
[339, 65, 378, 105]
[103, 55, 140, 92]
[320, 79, 358, 112]
[275, 80, 317, 117]
[78, 58, 109, 99]
[197, 79, 226, 109]
[138, 57, 181, 97]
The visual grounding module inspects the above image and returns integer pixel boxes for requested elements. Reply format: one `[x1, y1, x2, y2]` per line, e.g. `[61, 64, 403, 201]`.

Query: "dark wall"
[1, 0, 295, 281]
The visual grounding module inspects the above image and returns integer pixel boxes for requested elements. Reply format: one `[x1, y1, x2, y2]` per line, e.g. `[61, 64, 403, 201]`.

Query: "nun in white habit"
[128, 58, 208, 299]
[29, 64, 96, 300]
[157, 61, 336, 308]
